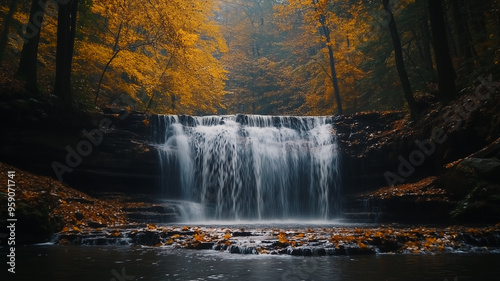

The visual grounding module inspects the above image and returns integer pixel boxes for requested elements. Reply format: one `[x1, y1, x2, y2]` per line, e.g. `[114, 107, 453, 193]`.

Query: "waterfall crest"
[153, 115, 341, 221]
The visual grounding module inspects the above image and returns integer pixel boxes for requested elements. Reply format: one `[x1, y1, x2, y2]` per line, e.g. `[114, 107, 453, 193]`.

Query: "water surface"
[6, 245, 500, 281]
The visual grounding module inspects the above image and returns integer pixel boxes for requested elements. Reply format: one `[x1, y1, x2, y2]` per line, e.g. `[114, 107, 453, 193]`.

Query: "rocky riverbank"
[53, 223, 500, 256]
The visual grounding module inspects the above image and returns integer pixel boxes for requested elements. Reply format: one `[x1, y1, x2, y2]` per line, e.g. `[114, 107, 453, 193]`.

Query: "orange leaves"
[357, 242, 368, 249]
[277, 232, 290, 244]
[194, 233, 206, 242]
[193, 229, 206, 242]
[0, 162, 126, 234]
[425, 237, 437, 244]
[367, 177, 445, 200]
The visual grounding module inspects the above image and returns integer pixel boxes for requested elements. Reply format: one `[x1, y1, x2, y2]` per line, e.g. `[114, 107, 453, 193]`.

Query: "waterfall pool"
[8, 244, 500, 280]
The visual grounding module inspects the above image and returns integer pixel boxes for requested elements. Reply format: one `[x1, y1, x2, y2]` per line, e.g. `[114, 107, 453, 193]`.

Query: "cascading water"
[152, 115, 341, 221]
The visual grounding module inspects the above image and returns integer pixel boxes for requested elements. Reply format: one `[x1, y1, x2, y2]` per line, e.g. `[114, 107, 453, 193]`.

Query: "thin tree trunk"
[0, 0, 18, 64]
[53, 0, 79, 106]
[450, 0, 474, 72]
[383, 0, 418, 119]
[419, 15, 435, 82]
[312, 0, 342, 115]
[94, 50, 120, 104]
[95, 23, 122, 105]
[428, 0, 456, 105]
[145, 92, 156, 114]
[16, 0, 47, 94]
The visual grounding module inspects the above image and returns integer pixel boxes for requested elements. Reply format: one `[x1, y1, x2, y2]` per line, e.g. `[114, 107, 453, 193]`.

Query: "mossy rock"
[451, 184, 500, 222]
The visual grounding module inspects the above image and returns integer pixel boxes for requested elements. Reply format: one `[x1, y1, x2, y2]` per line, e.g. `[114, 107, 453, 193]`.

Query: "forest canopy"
[0, 0, 498, 116]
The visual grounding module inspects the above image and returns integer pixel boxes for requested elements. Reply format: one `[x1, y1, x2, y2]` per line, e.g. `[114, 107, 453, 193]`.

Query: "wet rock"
[287, 247, 303, 256]
[313, 248, 327, 256]
[74, 212, 85, 221]
[56, 233, 84, 245]
[460, 158, 500, 180]
[232, 231, 254, 237]
[188, 242, 215, 250]
[369, 237, 401, 253]
[88, 221, 107, 228]
[441, 143, 500, 222]
[226, 245, 257, 254]
[134, 231, 161, 246]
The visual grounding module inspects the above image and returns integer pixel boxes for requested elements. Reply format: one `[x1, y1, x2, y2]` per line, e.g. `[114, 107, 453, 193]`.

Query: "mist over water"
[154, 115, 341, 221]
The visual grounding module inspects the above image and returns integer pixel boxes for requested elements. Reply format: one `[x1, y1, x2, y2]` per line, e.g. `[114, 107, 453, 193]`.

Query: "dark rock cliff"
[0, 112, 159, 193]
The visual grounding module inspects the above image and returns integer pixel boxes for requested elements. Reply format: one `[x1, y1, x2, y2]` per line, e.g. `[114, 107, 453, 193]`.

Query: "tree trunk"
[383, 0, 418, 119]
[450, 0, 474, 73]
[312, 0, 342, 115]
[53, 0, 79, 106]
[16, 0, 47, 94]
[0, 0, 18, 64]
[95, 23, 122, 105]
[428, 0, 456, 105]
[419, 14, 436, 82]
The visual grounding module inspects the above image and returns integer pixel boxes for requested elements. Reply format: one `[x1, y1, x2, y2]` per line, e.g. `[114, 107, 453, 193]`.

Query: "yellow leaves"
[424, 237, 437, 248]
[345, 235, 356, 243]
[194, 233, 206, 242]
[425, 237, 437, 244]
[277, 232, 289, 244]
[223, 233, 232, 240]
[329, 234, 341, 243]
[75, 0, 227, 114]
[147, 224, 157, 230]
[171, 234, 180, 239]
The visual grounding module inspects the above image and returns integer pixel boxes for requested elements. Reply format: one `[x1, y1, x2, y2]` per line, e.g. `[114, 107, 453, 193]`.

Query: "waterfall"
[152, 115, 341, 221]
